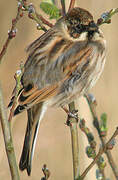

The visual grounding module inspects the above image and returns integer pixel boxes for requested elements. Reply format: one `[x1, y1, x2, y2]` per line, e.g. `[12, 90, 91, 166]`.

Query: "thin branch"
[37, 14, 53, 28]
[22, 3, 47, 32]
[85, 94, 118, 179]
[80, 127, 118, 179]
[79, 119, 106, 180]
[0, 0, 55, 64]
[68, 102, 80, 180]
[97, 8, 118, 26]
[0, 2, 23, 64]
[22, 2, 53, 30]
[60, 0, 66, 16]
[0, 83, 20, 180]
[8, 64, 23, 122]
[68, 0, 76, 12]
[100, 136, 118, 179]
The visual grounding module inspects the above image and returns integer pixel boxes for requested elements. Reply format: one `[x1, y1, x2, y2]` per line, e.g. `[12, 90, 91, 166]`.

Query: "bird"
[8, 7, 106, 176]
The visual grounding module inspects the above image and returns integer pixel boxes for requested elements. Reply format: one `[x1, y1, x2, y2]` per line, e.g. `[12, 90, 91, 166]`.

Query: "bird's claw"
[66, 109, 78, 126]
[68, 109, 78, 119]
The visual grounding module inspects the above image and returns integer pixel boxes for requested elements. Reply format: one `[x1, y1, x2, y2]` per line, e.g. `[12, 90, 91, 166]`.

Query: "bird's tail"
[19, 103, 46, 176]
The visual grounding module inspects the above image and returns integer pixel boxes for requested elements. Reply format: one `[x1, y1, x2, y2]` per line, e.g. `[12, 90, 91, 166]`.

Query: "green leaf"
[40, 2, 61, 20]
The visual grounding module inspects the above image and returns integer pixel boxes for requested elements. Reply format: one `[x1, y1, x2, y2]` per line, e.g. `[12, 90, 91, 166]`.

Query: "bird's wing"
[18, 44, 93, 108]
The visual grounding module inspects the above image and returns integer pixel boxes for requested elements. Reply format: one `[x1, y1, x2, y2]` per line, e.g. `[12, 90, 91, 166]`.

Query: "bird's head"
[63, 7, 99, 40]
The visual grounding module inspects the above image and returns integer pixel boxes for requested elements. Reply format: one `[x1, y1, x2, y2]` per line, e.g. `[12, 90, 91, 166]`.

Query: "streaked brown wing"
[26, 28, 55, 54]
[63, 47, 92, 77]
[18, 44, 93, 106]
[19, 84, 59, 106]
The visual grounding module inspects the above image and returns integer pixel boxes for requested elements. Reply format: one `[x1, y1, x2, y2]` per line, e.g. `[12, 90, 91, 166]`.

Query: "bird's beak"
[89, 21, 98, 32]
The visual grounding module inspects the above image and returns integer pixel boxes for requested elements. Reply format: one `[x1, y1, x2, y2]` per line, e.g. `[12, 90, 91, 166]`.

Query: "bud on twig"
[8, 29, 17, 39]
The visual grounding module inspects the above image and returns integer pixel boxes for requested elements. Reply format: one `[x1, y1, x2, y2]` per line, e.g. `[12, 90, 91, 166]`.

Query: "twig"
[0, 83, 20, 180]
[0, 0, 54, 64]
[68, 0, 76, 12]
[79, 119, 106, 180]
[22, 3, 47, 32]
[8, 64, 23, 122]
[97, 8, 118, 26]
[80, 127, 118, 179]
[37, 14, 53, 28]
[60, 0, 66, 16]
[85, 94, 118, 179]
[100, 136, 118, 179]
[21, 2, 53, 30]
[0, 1, 23, 64]
[68, 102, 80, 180]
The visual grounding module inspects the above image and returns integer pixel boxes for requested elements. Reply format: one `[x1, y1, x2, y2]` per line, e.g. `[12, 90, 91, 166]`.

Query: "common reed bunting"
[9, 7, 106, 175]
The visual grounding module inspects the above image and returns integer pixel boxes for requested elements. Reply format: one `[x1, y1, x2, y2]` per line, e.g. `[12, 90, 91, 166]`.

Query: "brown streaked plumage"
[9, 7, 106, 175]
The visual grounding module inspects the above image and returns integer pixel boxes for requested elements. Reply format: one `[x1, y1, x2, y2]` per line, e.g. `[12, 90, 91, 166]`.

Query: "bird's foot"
[61, 106, 78, 126]
[66, 109, 78, 126]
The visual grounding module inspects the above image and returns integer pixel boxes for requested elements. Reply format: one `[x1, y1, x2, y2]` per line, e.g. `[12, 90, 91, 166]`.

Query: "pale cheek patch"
[92, 30, 105, 42]
[92, 32, 100, 41]
[77, 32, 88, 41]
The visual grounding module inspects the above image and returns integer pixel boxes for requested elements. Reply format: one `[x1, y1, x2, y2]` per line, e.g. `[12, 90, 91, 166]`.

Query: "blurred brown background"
[0, 0, 118, 179]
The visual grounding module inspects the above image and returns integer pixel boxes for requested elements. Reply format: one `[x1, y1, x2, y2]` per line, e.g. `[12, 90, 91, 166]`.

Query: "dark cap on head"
[65, 7, 93, 26]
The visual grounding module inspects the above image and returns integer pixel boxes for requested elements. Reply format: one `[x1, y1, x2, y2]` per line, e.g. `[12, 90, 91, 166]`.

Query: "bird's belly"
[49, 52, 106, 107]
[88, 54, 106, 89]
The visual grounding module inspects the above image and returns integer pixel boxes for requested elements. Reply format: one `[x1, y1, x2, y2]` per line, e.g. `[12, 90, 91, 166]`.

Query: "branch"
[8, 63, 23, 122]
[68, 102, 80, 180]
[97, 8, 118, 26]
[0, 83, 20, 180]
[37, 14, 53, 28]
[60, 0, 66, 16]
[68, 0, 76, 12]
[80, 127, 118, 179]
[22, 2, 53, 30]
[100, 136, 118, 179]
[85, 94, 118, 179]
[0, 1, 23, 64]
[0, 0, 55, 65]
[79, 119, 106, 180]
[22, 3, 47, 32]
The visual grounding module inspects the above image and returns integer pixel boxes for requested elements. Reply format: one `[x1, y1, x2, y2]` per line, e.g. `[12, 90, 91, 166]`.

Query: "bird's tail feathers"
[19, 103, 47, 176]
